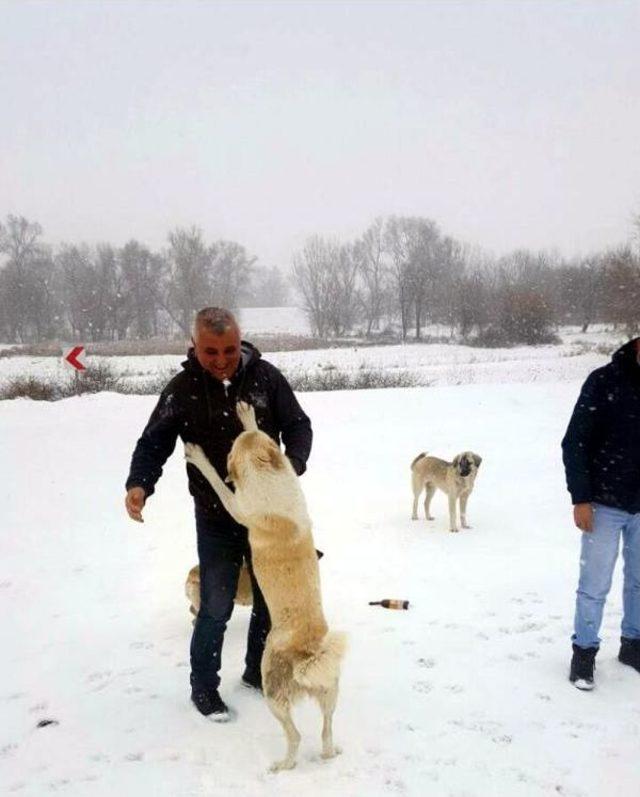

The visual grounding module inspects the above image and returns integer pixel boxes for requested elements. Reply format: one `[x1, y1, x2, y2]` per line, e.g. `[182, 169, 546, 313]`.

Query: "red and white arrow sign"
[63, 345, 86, 371]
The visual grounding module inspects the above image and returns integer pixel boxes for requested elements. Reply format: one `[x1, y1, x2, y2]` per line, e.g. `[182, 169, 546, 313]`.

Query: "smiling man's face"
[192, 322, 242, 381]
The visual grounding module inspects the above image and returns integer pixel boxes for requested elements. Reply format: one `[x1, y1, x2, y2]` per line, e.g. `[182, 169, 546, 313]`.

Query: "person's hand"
[125, 487, 146, 523]
[573, 502, 593, 533]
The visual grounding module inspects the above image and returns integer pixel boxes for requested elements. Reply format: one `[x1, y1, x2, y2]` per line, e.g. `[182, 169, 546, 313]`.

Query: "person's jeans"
[189, 510, 270, 690]
[573, 502, 640, 649]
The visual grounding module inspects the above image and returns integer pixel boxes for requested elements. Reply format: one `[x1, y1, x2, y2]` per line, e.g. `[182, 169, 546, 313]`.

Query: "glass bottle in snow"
[369, 599, 409, 610]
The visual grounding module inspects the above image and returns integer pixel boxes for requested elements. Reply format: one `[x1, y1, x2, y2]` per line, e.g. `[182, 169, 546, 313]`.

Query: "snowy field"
[236, 306, 311, 337]
[1, 376, 639, 796]
[0, 316, 626, 392]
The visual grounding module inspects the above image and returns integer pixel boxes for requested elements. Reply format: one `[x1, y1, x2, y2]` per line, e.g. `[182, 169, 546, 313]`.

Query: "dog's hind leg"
[424, 483, 436, 521]
[266, 697, 301, 772]
[411, 472, 423, 520]
[317, 682, 341, 760]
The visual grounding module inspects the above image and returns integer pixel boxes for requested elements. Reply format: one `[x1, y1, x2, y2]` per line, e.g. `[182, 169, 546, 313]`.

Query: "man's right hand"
[573, 502, 593, 533]
[125, 487, 146, 523]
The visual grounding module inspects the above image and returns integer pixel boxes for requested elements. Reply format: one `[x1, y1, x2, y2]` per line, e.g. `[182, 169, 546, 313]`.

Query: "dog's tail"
[411, 451, 427, 469]
[292, 631, 347, 690]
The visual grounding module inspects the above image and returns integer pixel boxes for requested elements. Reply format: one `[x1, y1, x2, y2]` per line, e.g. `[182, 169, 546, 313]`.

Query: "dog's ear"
[452, 454, 460, 468]
[255, 438, 284, 471]
[473, 453, 483, 467]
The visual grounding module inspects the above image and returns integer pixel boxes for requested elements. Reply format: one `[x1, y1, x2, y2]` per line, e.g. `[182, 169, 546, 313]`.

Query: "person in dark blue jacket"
[125, 307, 312, 720]
[562, 337, 640, 690]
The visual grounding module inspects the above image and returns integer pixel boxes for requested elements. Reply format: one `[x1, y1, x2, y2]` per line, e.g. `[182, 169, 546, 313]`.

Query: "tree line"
[292, 215, 640, 344]
[0, 216, 288, 343]
[1, 212, 639, 346]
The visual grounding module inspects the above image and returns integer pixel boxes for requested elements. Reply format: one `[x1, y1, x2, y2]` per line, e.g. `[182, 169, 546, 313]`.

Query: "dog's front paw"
[184, 442, 206, 467]
[236, 401, 257, 430]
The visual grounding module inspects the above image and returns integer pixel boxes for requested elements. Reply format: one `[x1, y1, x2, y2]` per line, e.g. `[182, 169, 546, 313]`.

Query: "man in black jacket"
[125, 307, 312, 720]
[562, 337, 640, 690]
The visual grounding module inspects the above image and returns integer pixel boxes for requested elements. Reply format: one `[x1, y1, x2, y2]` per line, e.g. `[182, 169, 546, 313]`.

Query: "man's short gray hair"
[194, 307, 239, 336]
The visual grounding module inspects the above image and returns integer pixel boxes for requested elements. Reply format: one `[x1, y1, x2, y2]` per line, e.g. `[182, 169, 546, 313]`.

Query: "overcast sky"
[1, 0, 639, 267]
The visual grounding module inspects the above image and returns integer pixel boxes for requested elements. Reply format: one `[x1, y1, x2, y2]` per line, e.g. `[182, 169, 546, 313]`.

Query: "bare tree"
[485, 250, 559, 344]
[455, 270, 490, 339]
[164, 227, 211, 335]
[291, 236, 339, 338]
[433, 235, 467, 335]
[161, 229, 255, 335]
[119, 240, 166, 338]
[326, 243, 360, 336]
[88, 245, 119, 341]
[209, 239, 255, 310]
[408, 218, 443, 339]
[0, 215, 51, 342]
[384, 216, 445, 340]
[56, 244, 97, 340]
[602, 247, 640, 334]
[633, 210, 640, 255]
[556, 255, 605, 332]
[354, 217, 389, 336]
[29, 248, 61, 340]
[384, 216, 413, 340]
[0, 215, 43, 263]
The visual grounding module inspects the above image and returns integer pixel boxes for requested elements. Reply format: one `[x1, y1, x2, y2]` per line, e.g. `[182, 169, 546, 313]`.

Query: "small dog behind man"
[185, 550, 325, 620]
[185, 562, 253, 620]
[411, 451, 482, 532]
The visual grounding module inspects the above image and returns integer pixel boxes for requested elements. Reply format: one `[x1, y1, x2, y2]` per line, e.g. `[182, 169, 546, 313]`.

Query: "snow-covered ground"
[1, 376, 639, 796]
[0, 324, 626, 392]
[235, 306, 310, 336]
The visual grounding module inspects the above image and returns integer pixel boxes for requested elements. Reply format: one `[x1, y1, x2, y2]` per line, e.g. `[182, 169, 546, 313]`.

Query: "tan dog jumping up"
[184, 402, 345, 772]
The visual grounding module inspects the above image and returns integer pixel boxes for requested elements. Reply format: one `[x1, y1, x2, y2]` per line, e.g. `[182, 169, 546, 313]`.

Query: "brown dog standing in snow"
[411, 451, 482, 532]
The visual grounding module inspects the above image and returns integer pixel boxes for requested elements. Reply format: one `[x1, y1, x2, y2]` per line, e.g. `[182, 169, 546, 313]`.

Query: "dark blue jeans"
[189, 510, 271, 691]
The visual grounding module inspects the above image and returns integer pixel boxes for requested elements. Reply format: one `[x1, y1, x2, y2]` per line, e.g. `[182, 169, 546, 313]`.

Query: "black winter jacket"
[125, 342, 312, 522]
[561, 338, 640, 513]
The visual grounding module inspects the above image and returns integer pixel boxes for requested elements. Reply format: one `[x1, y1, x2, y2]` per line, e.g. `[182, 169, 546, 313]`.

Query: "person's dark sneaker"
[618, 637, 640, 673]
[569, 643, 597, 690]
[240, 667, 263, 692]
[190, 687, 230, 721]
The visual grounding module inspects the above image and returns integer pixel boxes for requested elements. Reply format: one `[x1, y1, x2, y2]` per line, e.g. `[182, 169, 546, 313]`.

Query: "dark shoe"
[618, 637, 640, 673]
[569, 643, 597, 690]
[241, 667, 263, 692]
[191, 687, 230, 721]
